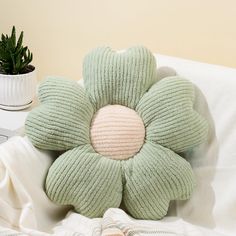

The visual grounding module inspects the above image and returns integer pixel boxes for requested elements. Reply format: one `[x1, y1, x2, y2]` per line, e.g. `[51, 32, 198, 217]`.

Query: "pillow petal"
[45, 144, 123, 218]
[83, 46, 157, 110]
[122, 141, 195, 220]
[38, 76, 86, 104]
[136, 76, 208, 153]
[25, 77, 94, 150]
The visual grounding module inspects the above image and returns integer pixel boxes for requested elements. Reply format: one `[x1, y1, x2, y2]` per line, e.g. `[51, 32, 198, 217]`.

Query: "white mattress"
[0, 54, 236, 236]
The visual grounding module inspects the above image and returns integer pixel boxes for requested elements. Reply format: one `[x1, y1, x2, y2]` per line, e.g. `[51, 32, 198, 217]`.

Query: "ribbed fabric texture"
[25, 46, 209, 220]
[90, 105, 145, 160]
[45, 144, 123, 218]
[25, 77, 94, 150]
[136, 77, 208, 153]
[83, 46, 157, 109]
[122, 142, 195, 220]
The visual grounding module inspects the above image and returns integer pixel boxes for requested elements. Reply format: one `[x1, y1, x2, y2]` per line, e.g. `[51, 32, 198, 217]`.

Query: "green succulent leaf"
[16, 31, 23, 50]
[0, 26, 33, 74]
[11, 26, 16, 48]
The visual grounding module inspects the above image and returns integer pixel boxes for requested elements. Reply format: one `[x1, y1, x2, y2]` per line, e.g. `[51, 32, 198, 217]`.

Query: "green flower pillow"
[25, 46, 208, 220]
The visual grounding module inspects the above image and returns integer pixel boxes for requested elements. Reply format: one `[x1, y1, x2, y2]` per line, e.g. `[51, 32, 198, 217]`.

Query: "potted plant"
[0, 26, 36, 110]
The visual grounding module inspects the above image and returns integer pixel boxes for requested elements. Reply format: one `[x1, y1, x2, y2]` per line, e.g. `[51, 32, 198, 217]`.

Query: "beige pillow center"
[90, 105, 145, 160]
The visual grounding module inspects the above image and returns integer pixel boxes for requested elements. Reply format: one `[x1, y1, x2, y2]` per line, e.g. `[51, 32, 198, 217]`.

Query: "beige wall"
[1, 0, 236, 80]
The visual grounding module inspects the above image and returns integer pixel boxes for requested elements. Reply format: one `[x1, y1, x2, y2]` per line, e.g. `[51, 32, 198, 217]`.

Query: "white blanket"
[0, 136, 70, 235]
[0, 136, 228, 236]
[1, 54, 236, 236]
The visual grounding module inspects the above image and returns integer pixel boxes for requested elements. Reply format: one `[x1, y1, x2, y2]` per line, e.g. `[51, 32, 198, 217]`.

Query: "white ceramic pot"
[0, 69, 37, 110]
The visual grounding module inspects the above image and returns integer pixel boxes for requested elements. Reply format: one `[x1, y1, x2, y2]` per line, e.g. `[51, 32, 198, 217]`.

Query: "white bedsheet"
[0, 54, 236, 236]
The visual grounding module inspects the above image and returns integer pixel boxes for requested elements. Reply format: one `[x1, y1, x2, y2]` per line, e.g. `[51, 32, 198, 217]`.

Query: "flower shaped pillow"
[25, 46, 208, 220]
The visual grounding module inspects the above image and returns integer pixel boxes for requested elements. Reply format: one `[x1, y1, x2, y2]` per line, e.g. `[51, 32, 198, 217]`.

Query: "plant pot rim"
[0, 66, 36, 78]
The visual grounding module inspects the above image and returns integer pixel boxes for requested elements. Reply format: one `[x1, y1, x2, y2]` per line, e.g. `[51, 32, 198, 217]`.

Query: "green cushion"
[25, 46, 208, 220]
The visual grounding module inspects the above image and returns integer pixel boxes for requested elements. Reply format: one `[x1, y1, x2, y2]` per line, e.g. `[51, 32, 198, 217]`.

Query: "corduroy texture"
[45, 144, 123, 217]
[83, 46, 157, 109]
[25, 46, 209, 220]
[90, 105, 145, 160]
[122, 142, 195, 219]
[25, 77, 94, 150]
[136, 77, 208, 153]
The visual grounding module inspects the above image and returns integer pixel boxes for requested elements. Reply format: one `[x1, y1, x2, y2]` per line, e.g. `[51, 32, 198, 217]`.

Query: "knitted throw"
[25, 46, 208, 220]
